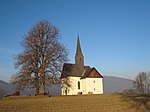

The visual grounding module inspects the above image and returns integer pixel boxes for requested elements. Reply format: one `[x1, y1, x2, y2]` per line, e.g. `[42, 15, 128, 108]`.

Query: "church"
[61, 36, 103, 95]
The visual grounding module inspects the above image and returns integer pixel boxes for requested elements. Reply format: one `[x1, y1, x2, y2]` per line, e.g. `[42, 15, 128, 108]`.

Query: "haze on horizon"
[0, 0, 150, 82]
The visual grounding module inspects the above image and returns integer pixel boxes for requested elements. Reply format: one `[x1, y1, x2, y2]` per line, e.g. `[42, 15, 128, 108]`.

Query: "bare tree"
[147, 71, 150, 94]
[11, 20, 68, 95]
[134, 71, 150, 94]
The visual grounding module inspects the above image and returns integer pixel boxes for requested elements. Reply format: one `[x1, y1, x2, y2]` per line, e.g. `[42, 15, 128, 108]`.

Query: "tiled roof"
[81, 67, 103, 79]
[61, 63, 103, 79]
[60, 63, 90, 78]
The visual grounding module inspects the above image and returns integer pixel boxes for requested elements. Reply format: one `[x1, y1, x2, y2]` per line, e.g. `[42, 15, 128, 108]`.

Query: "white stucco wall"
[82, 78, 103, 94]
[61, 77, 103, 95]
[61, 77, 82, 95]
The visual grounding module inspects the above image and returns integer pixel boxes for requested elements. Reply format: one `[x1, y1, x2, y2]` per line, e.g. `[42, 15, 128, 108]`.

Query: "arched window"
[78, 81, 80, 89]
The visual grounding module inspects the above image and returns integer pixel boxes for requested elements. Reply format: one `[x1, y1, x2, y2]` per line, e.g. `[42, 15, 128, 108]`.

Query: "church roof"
[60, 63, 90, 79]
[81, 67, 103, 79]
[60, 63, 103, 79]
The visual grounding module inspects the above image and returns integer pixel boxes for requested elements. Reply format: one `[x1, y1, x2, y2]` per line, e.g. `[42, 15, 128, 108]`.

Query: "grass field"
[0, 94, 150, 112]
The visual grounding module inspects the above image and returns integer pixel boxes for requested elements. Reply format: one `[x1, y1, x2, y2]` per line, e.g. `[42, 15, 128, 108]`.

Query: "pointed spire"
[76, 35, 82, 55]
[75, 35, 84, 72]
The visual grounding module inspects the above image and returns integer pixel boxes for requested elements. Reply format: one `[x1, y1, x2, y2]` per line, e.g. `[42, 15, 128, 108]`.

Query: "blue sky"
[0, 0, 150, 82]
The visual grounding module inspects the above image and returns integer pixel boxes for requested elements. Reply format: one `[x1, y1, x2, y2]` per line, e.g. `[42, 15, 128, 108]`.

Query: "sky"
[0, 0, 150, 82]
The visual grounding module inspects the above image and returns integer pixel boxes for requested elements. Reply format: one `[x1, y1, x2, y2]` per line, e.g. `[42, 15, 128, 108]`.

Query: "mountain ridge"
[0, 75, 134, 95]
[103, 76, 134, 93]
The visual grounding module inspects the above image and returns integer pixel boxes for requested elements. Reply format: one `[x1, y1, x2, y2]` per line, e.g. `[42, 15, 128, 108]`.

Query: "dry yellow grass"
[0, 94, 149, 112]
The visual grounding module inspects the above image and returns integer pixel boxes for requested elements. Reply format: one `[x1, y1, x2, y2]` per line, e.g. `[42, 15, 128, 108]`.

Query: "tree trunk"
[35, 53, 39, 95]
[34, 73, 39, 95]
[40, 81, 45, 95]
[39, 52, 46, 95]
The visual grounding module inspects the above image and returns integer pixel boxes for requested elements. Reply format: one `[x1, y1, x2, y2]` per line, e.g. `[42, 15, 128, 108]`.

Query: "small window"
[94, 88, 95, 91]
[93, 80, 95, 83]
[78, 81, 80, 89]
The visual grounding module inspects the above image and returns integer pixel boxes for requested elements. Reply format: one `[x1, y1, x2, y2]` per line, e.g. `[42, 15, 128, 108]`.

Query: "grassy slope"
[0, 94, 149, 112]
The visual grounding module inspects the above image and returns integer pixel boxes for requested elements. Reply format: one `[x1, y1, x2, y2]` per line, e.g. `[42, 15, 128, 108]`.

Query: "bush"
[12, 91, 20, 96]
[123, 89, 136, 94]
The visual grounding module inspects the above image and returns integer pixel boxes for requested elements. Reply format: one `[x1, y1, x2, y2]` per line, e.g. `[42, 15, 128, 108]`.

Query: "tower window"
[93, 81, 95, 83]
[78, 81, 80, 89]
[94, 88, 95, 91]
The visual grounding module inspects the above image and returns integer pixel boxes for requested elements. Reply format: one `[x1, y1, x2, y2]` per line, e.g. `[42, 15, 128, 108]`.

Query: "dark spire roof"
[76, 35, 83, 55]
[75, 35, 84, 72]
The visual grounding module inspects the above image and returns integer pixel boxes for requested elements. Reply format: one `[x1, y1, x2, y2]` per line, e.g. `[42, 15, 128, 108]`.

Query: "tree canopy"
[11, 20, 68, 95]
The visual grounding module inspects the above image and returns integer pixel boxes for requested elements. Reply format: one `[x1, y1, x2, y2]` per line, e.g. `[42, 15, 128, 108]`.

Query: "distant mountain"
[0, 80, 14, 95]
[20, 83, 61, 96]
[103, 76, 134, 93]
[0, 79, 61, 96]
[0, 76, 134, 96]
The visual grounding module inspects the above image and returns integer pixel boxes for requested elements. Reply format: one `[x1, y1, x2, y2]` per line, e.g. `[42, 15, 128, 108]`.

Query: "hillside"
[1, 94, 149, 112]
[0, 80, 14, 95]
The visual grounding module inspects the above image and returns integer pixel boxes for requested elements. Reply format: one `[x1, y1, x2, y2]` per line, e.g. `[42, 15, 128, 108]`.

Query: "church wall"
[61, 77, 82, 95]
[82, 78, 103, 94]
[81, 79, 87, 94]
[61, 77, 103, 95]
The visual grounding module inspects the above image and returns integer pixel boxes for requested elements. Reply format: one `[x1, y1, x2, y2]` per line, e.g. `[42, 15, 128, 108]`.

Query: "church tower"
[75, 35, 84, 72]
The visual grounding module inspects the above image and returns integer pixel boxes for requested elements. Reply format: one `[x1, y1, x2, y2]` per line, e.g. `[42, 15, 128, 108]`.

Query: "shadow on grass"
[122, 94, 150, 112]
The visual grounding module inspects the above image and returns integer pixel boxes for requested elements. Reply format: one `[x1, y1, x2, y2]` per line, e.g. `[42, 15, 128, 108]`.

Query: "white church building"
[61, 36, 103, 95]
